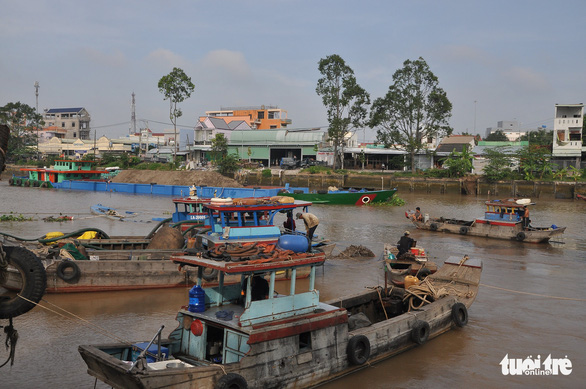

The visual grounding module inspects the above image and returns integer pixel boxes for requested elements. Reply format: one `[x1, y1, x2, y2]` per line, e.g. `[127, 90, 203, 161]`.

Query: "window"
[557, 131, 565, 141]
[73, 132, 77, 138]
[299, 332, 311, 352]
[257, 111, 265, 120]
[62, 122, 65, 127]
[72, 122, 76, 128]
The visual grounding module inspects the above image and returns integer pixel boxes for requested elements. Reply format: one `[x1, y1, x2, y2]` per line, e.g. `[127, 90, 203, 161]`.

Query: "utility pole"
[130, 92, 136, 135]
[35, 81, 40, 159]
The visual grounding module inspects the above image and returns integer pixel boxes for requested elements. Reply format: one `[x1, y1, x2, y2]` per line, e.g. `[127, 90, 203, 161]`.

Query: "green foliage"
[484, 130, 509, 141]
[261, 168, 272, 177]
[482, 147, 515, 182]
[552, 168, 567, 181]
[0, 213, 33, 222]
[306, 165, 330, 174]
[568, 166, 582, 182]
[211, 133, 228, 164]
[316, 54, 370, 169]
[518, 145, 555, 180]
[158, 67, 195, 162]
[520, 128, 553, 146]
[366, 194, 405, 207]
[217, 153, 239, 175]
[0, 102, 44, 160]
[424, 168, 450, 178]
[370, 57, 452, 172]
[442, 147, 473, 177]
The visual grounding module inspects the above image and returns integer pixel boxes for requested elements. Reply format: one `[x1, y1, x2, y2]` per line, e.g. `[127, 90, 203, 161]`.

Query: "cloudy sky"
[1, 0, 584, 141]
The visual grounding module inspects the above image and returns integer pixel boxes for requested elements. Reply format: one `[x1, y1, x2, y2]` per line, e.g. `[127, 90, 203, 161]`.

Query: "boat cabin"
[483, 198, 533, 223]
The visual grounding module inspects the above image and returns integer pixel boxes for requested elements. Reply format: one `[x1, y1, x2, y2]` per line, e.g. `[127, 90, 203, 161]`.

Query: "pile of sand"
[333, 245, 376, 258]
[112, 169, 242, 187]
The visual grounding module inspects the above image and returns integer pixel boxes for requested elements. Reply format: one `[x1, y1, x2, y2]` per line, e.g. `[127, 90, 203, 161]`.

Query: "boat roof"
[485, 198, 535, 207]
[172, 253, 325, 275]
[172, 197, 211, 204]
[203, 199, 313, 212]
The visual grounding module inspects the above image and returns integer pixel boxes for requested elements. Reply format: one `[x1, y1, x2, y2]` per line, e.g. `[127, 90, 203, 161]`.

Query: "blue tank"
[188, 285, 206, 313]
[278, 234, 309, 253]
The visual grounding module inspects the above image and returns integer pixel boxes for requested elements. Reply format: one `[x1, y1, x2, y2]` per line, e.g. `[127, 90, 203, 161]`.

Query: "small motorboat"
[90, 204, 138, 221]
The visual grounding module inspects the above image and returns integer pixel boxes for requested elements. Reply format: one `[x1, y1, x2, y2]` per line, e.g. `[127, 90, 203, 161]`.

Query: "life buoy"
[202, 267, 219, 281]
[411, 320, 430, 345]
[0, 246, 47, 319]
[516, 231, 526, 241]
[430, 223, 438, 231]
[459, 226, 468, 235]
[216, 373, 248, 389]
[346, 334, 371, 365]
[361, 196, 371, 204]
[451, 302, 468, 327]
[56, 261, 81, 283]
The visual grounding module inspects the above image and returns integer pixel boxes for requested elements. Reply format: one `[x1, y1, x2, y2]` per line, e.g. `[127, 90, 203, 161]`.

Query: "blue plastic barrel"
[188, 285, 206, 312]
[278, 234, 309, 253]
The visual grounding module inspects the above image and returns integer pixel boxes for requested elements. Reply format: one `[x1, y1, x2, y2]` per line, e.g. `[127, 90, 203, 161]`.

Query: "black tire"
[417, 268, 431, 280]
[430, 223, 438, 231]
[202, 267, 219, 281]
[346, 334, 370, 365]
[516, 231, 526, 241]
[15, 178, 22, 186]
[0, 246, 47, 319]
[40, 182, 48, 188]
[216, 373, 248, 389]
[32, 180, 40, 187]
[451, 302, 468, 327]
[8, 178, 14, 185]
[411, 320, 430, 345]
[459, 226, 468, 235]
[317, 190, 328, 194]
[56, 260, 81, 283]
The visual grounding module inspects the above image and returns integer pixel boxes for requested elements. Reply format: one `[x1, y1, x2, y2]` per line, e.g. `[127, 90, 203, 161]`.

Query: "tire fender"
[56, 260, 81, 283]
[216, 373, 248, 389]
[516, 231, 526, 241]
[0, 246, 47, 319]
[459, 226, 468, 235]
[411, 320, 430, 345]
[430, 223, 438, 231]
[346, 334, 371, 365]
[451, 302, 469, 327]
[202, 267, 219, 281]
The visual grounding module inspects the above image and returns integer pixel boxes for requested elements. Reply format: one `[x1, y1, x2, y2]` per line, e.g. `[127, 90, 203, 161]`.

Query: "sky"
[1, 0, 585, 142]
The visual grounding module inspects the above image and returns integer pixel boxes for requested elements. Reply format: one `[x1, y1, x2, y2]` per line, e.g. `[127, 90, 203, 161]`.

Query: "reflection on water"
[1, 183, 585, 388]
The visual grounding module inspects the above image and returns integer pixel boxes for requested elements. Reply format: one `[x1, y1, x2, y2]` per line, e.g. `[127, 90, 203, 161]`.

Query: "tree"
[210, 133, 228, 164]
[316, 54, 370, 170]
[442, 146, 473, 178]
[370, 57, 452, 172]
[0, 102, 44, 161]
[217, 153, 240, 175]
[484, 130, 509, 142]
[518, 145, 555, 180]
[481, 147, 514, 182]
[520, 128, 553, 146]
[158, 67, 195, 162]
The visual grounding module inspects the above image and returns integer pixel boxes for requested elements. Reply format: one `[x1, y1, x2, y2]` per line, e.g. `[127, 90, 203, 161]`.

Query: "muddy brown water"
[0, 182, 584, 388]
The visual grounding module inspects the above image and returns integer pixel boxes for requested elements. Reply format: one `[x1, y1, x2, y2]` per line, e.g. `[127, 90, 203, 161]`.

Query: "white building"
[552, 103, 584, 168]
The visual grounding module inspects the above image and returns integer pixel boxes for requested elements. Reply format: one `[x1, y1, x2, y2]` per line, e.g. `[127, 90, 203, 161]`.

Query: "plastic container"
[188, 285, 206, 313]
[131, 342, 169, 363]
[404, 275, 419, 289]
[424, 213, 429, 223]
[278, 234, 309, 253]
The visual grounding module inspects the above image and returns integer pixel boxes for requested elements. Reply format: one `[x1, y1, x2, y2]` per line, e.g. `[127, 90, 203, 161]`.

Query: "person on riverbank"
[296, 212, 319, 251]
[397, 231, 414, 257]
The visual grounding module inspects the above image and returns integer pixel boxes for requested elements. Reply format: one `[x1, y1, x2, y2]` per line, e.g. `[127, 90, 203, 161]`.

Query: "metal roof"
[45, 108, 85, 114]
[229, 129, 325, 145]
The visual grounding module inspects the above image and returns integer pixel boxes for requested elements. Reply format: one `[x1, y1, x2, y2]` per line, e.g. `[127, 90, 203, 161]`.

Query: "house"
[552, 103, 584, 169]
[485, 120, 526, 141]
[42, 108, 91, 140]
[204, 106, 291, 130]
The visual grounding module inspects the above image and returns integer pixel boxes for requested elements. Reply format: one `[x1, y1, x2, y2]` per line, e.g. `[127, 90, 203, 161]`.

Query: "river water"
[0, 181, 584, 389]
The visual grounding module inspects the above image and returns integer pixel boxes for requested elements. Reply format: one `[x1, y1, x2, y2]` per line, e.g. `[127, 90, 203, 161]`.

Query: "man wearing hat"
[397, 230, 414, 257]
[296, 212, 319, 251]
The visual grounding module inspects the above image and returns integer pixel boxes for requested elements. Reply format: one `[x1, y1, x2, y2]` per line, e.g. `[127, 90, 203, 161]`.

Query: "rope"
[0, 317, 18, 368]
[480, 283, 586, 301]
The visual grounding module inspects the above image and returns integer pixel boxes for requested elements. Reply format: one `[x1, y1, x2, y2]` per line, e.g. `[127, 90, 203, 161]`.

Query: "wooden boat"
[91, 204, 139, 220]
[78, 252, 481, 388]
[9, 159, 105, 188]
[383, 243, 437, 286]
[283, 187, 398, 205]
[576, 193, 586, 201]
[407, 198, 566, 243]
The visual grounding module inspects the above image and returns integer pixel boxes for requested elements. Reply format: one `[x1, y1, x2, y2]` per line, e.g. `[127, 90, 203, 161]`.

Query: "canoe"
[91, 204, 139, 220]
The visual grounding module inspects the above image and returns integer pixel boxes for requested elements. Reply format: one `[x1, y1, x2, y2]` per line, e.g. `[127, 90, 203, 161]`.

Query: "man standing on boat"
[296, 212, 319, 251]
[522, 205, 530, 230]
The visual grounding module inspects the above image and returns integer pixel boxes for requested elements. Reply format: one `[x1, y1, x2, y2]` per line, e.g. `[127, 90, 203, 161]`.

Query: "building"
[552, 103, 584, 168]
[38, 136, 131, 158]
[204, 106, 291, 130]
[194, 117, 251, 145]
[42, 108, 91, 140]
[485, 120, 526, 141]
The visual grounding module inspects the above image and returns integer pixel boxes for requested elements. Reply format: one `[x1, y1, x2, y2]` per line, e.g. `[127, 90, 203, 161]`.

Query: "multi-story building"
[204, 106, 291, 130]
[552, 103, 584, 168]
[42, 107, 91, 140]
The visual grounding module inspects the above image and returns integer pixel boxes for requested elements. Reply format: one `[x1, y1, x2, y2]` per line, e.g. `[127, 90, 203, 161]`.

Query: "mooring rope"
[479, 283, 586, 301]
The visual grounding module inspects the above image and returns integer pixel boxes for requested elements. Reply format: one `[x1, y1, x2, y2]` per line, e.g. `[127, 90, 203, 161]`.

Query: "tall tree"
[0, 101, 43, 160]
[210, 133, 228, 164]
[370, 57, 452, 172]
[484, 130, 509, 141]
[158, 67, 195, 163]
[316, 55, 370, 169]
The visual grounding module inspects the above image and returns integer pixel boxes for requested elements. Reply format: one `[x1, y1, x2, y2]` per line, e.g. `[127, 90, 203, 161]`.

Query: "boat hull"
[411, 218, 565, 243]
[287, 188, 397, 205]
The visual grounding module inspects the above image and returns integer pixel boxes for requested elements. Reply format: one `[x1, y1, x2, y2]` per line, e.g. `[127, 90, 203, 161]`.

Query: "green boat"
[9, 159, 105, 188]
[283, 187, 398, 205]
